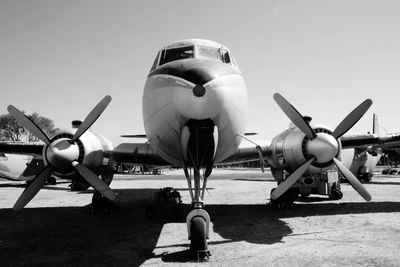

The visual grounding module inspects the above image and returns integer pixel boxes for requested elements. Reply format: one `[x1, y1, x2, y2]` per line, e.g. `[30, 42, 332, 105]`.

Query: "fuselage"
[0, 154, 33, 181]
[142, 39, 248, 167]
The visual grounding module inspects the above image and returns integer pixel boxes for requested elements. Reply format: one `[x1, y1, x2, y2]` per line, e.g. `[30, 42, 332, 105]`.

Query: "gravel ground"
[0, 168, 399, 266]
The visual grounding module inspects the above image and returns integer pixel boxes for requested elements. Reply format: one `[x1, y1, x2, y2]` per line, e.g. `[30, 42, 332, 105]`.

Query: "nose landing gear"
[183, 164, 211, 261]
[186, 206, 211, 261]
[180, 118, 216, 260]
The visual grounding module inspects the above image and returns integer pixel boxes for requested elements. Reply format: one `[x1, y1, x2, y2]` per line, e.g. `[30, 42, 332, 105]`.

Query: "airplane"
[339, 114, 383, 182]
[0, 152, 35, 181]
[0, 141, 92, 190]
[2, 39, 398, 260]
[0, 145, 56, 184]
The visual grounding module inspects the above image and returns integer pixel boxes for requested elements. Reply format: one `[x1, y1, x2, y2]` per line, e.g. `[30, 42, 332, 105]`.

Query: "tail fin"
[372, 113, 379, 135]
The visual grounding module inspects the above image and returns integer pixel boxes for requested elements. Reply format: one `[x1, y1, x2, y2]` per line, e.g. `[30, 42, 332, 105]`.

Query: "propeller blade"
[71, 95, 112, 143]
[332, 99, 372, 138]
[72, 161, 118, 202]
[273, 93, 316, 139]
[7, 105, 51, 145]
[271, 157, 314, 200]
[333, 158, 371, 201]
[13, 165, 53, 211]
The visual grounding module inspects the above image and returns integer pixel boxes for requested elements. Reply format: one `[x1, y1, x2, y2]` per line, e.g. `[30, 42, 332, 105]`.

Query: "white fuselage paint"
[0, 154, 32, 181]
[142, 49, 247, 167]
[341, 148, 381, 174]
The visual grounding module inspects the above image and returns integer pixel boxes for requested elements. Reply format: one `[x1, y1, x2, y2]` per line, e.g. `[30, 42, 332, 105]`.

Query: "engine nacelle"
[268, 124, 342, 183]
[42, 128, 113, 179]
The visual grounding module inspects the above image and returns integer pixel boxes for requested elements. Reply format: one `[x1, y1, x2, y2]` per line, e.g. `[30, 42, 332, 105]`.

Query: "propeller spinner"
[271, 93, 372, 202]
[8, 95, 118, 211]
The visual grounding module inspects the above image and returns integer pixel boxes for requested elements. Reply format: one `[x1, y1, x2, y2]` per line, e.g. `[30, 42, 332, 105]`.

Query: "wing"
[111, 143, 170, 166]
[0, 168, 24, 181]
[0, 142, 43, 155]
[0, 155, 43, 182]
[340, 134, 400, 149]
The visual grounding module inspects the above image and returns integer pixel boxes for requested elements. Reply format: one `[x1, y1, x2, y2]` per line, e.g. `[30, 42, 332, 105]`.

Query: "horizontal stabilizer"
[244, 132, 258, 136]
[120, 134, 147, 138]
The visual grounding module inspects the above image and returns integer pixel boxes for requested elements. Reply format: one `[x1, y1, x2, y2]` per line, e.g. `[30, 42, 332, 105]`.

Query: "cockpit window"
[219, 48, 231, 64]
[159, 46, 194, 66]
[197, 46, 232, 64]
[152, 44, 237, 71]
[197, 46, 221, 61]
[150, 51, 160, 72]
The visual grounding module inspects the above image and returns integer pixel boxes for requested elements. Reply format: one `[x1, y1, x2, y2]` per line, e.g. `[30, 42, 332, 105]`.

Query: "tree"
[0, 112, 58, 142]
[26, 113, 59, 142]
[0, 113, 26, 141]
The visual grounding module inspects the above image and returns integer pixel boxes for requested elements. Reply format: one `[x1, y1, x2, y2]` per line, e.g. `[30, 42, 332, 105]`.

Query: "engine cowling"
[8, 95, 119, 211]
[43, 128, 113, 180]
[269, 93, 372, 202]
[268, 124, 342, 181]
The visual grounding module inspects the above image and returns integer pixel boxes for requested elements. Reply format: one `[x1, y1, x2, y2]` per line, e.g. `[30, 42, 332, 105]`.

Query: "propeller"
[332, 99, 372, 138]
[8, 106, 51, 145]
[271, 93, 372, 201]
[271, 157, 314, 200]
[333, 158, 371, 201]
[273, 93, 316, 139]
[72, 161, 118, 201]
[71, 95, 112, 143]
[8, 95, 116, 211]
[13, 165, 53, 211]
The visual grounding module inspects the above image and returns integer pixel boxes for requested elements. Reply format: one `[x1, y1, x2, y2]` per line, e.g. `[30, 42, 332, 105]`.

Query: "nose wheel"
[183, 162, 211, 260]
[186, 207, 210, 261]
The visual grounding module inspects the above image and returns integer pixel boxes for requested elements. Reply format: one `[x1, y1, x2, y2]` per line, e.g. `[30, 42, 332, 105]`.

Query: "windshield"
[197, 46, 231, 64]
[159, 46, 194, 66]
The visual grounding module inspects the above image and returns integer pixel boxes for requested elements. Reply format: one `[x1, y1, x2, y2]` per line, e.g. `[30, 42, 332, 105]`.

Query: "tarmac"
[1, 168, 400, 266]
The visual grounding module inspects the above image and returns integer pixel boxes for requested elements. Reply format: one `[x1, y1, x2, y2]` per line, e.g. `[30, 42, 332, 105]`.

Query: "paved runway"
[1, 168, 400, 266]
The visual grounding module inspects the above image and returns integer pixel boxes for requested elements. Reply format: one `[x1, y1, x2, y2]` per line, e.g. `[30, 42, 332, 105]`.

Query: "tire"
[329, 189, 343, 200]
[190, 216, 209, 260]
[91, 192, 113, 213]
[46, 177, 56, 185]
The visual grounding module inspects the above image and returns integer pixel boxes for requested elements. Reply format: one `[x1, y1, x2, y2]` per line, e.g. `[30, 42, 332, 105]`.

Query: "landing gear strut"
[270, 188, 295, 208]
[180, 119, 216, 260]
[90, 171, 116, 213]
[183, 165, 211, 261]
[329, 188, 343, 200]
[91, 192, 114, 212]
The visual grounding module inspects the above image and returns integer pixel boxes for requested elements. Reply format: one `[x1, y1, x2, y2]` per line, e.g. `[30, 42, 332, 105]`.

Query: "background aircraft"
[0, 153, 34, 181]
[2, 39, 399, 260]
[0, 144, 54, 184]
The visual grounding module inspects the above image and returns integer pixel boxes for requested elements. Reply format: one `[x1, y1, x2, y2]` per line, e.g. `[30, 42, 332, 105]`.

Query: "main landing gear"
[329, 184, 343, 200]
[91, 192, 115, 213]
[90, 172, 117, 213]
[270, 188, 295, 209]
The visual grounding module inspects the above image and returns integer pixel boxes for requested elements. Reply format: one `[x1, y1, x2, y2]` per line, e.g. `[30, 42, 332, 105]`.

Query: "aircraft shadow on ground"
[0, 188, 166, 267]
[2, 187, 400, 266]
[0, 182, 72, 191]
[196, 201, 400, 244]
[162, 200, 400, 262]
[233, 178, 275, 182]
[367, 181, 400, 185]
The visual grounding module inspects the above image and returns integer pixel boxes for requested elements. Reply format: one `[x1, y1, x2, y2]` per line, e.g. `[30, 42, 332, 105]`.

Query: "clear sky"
[1, 0, 400, 145]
